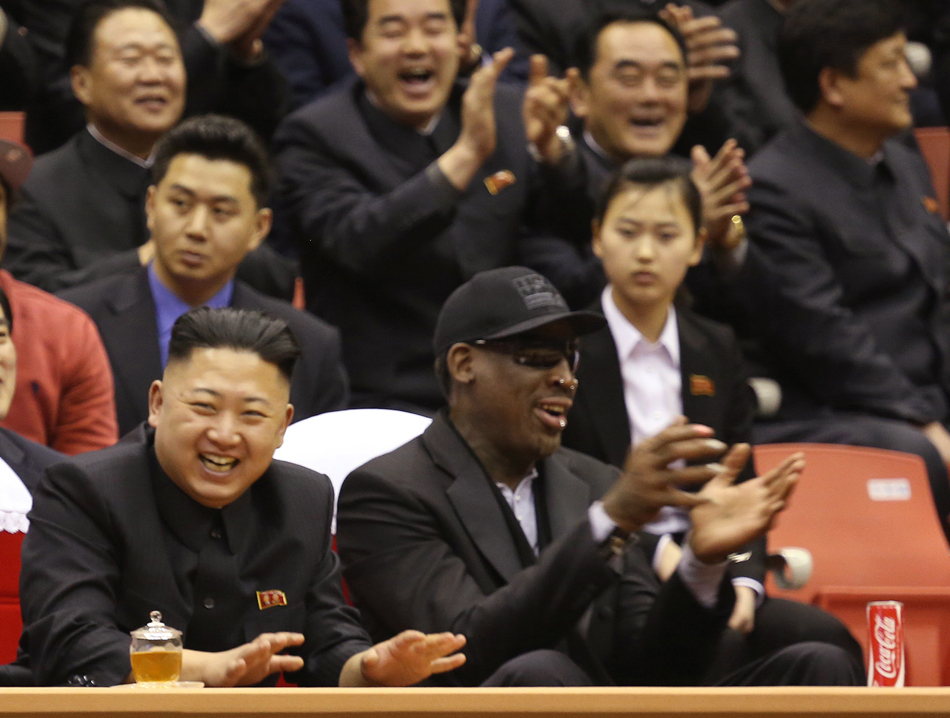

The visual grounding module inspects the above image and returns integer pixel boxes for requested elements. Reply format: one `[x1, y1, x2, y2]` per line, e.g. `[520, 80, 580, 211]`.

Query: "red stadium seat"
[754, 443, 950, 686]
[0, 530, 25, 665]
[0, 113, 25, 144]
[914, 127, 950, 221]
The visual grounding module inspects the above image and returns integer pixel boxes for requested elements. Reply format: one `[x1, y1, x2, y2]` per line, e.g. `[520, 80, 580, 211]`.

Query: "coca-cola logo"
[873, 615, 899, 679]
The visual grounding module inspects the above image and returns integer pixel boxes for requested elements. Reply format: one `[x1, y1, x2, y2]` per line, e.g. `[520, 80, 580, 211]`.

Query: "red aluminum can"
[867, 601, 905, 687]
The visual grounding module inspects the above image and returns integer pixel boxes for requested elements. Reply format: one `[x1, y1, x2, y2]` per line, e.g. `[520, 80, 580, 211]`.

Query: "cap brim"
[484, 309, 606, 340]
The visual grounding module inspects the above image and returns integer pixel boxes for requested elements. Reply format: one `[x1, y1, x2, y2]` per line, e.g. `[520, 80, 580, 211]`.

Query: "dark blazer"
[0, 426, 65, 493]
[561, 301, 764, 582]
[715, 0, 798, 157]
[0, 13, 38, 111]
[58, 268, 348, 437]
[337, 411, 732, 687]
[5, 128, 295, 299]
[19, 425, 371, 687]
[273, 78, 583, 411]
[744, 122, 950, 425]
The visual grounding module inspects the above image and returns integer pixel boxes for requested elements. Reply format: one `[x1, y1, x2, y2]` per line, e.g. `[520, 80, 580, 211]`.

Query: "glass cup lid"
[131, 611, 182, 642]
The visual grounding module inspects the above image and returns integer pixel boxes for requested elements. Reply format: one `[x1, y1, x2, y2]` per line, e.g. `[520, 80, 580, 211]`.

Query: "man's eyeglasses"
[473, 338, 580, 372]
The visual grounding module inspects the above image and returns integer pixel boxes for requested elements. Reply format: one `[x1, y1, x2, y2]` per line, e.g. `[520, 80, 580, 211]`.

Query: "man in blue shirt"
[60, 114, 348, 437]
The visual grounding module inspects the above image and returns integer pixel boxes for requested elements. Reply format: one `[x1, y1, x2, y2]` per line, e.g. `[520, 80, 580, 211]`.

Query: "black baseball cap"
[0, 138, 32, 192]
[434, 266, 606, 356]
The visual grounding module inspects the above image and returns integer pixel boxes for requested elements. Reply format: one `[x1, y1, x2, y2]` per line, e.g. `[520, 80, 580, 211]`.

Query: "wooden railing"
[1, 687, 949, 718]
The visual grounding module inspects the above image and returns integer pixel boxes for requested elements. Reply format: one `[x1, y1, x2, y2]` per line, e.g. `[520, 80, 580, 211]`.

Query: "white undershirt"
[0, 456, 30, 534]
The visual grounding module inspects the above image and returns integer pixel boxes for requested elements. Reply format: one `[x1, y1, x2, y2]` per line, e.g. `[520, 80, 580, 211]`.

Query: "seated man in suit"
[742, 0, 950, 538]
[6, 0, 293, 299]
[0, 137, 118, 454]
[272, 0, 584, 413]
[520, 7, 756, 317]
[336, 265, 864, 687]
[262, 0, 526, 111]
[60, 114, 348, 438]
[19, 306, 466, 687]
[561, 157, 861, 654]
[14, 0, 290, 154]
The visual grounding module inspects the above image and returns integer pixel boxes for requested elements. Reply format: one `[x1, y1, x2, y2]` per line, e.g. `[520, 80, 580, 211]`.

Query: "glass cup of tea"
[130, 611, 183, 684]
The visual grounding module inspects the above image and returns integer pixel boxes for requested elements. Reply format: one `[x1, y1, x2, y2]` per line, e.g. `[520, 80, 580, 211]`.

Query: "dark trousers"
[701, 597, 865, 686]
[480, 598, 864, 687]
[754, 414, 950, 544]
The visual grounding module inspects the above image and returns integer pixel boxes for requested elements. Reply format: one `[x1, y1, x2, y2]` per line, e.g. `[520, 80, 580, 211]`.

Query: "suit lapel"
[425, 417, 524, 583]
[577, 315, 631, 468]
[103, 270, 163, 427]
[541, 455, 592, 541]
[678, 312, 720, 430]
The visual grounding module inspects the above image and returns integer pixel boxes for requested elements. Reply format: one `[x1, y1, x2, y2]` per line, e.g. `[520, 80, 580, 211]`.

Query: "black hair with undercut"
[342, 0, 465, 42]
[779, 0, 904, 114]
[595, 156, 703, 233]
[66, 0, 177, 68]
[0, 283, 12, 335]
[167, 307, 301, 384]
[575, 7, 688, 81]
[151, 115, 274, 208]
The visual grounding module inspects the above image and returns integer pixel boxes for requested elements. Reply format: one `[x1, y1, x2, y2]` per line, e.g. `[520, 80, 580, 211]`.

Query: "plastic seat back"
[754, 443, 950, 685]
[914, 127, 950, 221]
[273, 408, 432, 530]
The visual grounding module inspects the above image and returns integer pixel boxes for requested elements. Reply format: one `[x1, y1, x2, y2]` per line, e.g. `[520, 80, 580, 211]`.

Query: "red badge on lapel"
[484, 170, 516, 195]
[923, 196, 941, 215]
[256, 590, 288, 610]
[689, 374, 715, 397]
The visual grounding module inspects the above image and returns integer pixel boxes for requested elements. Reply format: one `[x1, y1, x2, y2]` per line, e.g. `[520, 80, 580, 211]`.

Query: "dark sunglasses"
[473, 338, 580, 372]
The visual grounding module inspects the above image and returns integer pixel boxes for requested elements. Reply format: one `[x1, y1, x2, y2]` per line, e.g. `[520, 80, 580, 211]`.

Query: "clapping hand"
[689, 445, 803, 565]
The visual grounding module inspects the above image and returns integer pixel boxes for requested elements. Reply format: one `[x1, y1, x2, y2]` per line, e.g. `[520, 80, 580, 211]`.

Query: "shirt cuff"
[677, 542, 728, 609]
[587, 500, 617, 543]
[192, 21, 220, 48]
[731, 577, 766, 608]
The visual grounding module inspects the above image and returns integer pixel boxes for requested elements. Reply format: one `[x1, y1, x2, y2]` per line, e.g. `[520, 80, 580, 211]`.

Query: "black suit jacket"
[715, 0, 798, 157]
[58, 268, 348, 437]
[562, 301, 764, 582]
[0, 426, 64, 493]
[337, 411, 732, 686]
[273, 78, 583, 411]
[19, 425, 371, 687]
[744, 122, 950, 424]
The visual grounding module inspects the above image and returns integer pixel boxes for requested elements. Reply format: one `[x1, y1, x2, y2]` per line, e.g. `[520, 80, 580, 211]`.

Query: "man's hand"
[660, 4, 739, 113]
[523, 55, 578, 164]
[728, 585, 757, 634]
[601, 417, 728, 534]
[181, 632, 305, 687]
[689, 445, 803, 564]
[197, 0, 285, 61]
[691, 140, 751, 250]
[340, 631, 466, 687]
[438, 48, 514, 191]
[457, 0, 482, 74]
[922, 422, 950, 465]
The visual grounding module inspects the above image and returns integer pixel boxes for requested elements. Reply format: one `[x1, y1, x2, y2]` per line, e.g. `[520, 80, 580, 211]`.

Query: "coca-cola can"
[867, 601, 905, 687]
